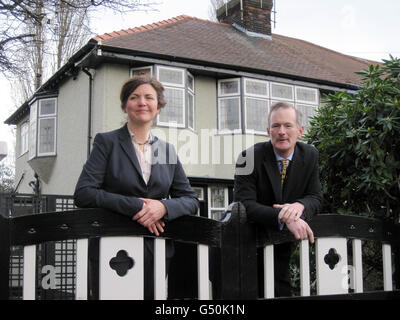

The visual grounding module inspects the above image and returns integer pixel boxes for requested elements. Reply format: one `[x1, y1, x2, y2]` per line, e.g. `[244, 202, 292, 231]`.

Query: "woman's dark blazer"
[234, 141, 322, 231]
[74, 124, 199, 221]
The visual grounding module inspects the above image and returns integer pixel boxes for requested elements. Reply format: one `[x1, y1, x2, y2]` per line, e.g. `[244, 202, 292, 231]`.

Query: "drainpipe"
[82, 68, 93, 159]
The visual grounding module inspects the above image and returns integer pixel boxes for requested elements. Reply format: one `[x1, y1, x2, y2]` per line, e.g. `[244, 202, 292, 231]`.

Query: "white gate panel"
[23, 245, 36, 300]
[316, 237, 348, 295]
[75, 239, 88, 300]
[99, 236, 144, 300]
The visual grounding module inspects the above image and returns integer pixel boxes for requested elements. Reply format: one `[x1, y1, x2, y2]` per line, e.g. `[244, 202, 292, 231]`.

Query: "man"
[234, 102, 322, 297]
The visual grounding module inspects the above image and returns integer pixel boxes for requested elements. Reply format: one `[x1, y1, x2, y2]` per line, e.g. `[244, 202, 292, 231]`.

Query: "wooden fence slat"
[352, 239, 363, 293]
[75, 239, 88, 300]
[382, 244, 393, 291]
[99, 236, 144, 300]
[316, 237, 348, 295]
[23, 245, 36, 300]
[264, 244, 274, 299]
[300, 239, 310, 296]
[154, 238, 166, 300]
[197, 244, 210, 300]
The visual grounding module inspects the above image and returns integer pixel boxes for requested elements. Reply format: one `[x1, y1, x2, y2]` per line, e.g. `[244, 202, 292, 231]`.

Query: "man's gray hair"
[268, 101, 303, 128]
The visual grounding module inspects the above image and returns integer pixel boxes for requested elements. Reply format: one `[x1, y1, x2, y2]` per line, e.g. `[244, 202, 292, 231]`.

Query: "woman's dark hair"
[120, 76, 167, 110]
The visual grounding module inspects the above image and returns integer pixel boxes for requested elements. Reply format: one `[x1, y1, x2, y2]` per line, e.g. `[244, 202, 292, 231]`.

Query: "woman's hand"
[133, 198, 167, 236]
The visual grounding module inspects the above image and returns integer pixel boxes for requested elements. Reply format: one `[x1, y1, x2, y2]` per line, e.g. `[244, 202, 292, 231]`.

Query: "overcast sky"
[1, 0, 400, 164]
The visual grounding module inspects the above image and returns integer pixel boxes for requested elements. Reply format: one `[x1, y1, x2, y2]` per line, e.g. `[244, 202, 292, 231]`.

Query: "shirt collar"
[274, 150, 294, 162]
[127, 127, 155, 145]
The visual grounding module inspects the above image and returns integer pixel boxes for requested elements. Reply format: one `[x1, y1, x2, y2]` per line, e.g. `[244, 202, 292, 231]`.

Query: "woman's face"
[123, 84, 160, 126]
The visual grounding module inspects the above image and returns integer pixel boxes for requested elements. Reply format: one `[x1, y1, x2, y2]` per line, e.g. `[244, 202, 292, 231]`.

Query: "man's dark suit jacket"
[74, 124, 199, 221]
[234, 140, 322, 296]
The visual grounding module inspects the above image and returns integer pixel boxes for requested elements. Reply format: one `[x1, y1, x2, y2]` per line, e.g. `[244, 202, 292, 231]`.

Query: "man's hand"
[286, 219, 314, 243]
[133, 198, 167, 236]
[274, 202, 304, 224]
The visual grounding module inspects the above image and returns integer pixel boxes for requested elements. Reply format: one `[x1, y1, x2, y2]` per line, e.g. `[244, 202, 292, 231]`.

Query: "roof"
[94, 15, 377, 87]
[6, 15, 378, 125]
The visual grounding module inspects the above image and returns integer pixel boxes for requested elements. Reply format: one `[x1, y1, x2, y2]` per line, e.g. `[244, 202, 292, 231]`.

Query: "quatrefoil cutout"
[324, 248, 341, 270]
[109, 250, 135, 277]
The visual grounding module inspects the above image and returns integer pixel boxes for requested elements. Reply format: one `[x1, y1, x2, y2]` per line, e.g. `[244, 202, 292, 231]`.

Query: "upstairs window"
[244, 78, 269, 135]
[130, 65, 195, 130]
[29, 97, 57, 159]
[217, 78, 241, 133]
[156, 66, 185, 128]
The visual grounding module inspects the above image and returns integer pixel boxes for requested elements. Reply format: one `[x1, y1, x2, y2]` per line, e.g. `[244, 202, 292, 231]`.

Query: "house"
[5, 0, 377, 219]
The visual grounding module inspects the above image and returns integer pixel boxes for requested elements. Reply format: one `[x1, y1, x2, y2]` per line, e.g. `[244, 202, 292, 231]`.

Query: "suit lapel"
[118, 125, 144, 179]
[262, 142, 282, 202]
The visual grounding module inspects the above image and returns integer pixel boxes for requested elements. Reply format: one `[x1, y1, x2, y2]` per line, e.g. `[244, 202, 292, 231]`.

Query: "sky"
[1, 0, 400, 165]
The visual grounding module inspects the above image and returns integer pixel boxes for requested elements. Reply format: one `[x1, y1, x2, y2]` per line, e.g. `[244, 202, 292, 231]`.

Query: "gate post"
[0, 215, 10, 300]
[211, 202, 258, 299]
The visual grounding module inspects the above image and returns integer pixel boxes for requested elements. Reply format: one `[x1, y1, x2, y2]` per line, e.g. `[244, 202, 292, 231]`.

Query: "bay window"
[29, 97, 57, 159]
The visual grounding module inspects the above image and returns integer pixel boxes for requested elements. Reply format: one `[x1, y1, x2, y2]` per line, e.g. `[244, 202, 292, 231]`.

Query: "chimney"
[217, 0, 273, 38]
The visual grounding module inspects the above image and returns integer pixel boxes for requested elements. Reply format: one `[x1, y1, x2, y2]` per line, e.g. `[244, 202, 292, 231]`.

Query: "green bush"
[306, 56, 400, 222]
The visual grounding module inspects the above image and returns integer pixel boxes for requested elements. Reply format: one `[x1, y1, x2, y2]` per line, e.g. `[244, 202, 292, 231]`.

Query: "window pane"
[219, 97, 240, 131]
[296, 87, 318, 104]
[39, 118, 56, 154]
[39, 99, 56, 116]
[158, 67, 184, 86]
[188, 92, 194, 129]
[246, 79, 268, 97]
[246, 98, 269, 132]
[29, 102, 37, 159]
[219, 80, 239, 95]
[131, 67, 152, 77]
[210, 186, 225, 208]
[270, 82, 294, 100]
[187, 73, 194, 92]
[158, 87, 184, 125]
[296, 104, 317, 132]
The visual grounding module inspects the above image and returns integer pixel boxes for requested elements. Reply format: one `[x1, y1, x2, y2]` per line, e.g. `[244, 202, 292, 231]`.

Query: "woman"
[74, 76, 199, 298]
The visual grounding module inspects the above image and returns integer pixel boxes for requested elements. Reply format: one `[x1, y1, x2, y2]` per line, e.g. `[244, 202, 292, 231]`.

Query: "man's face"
[267, 107, 304, 158]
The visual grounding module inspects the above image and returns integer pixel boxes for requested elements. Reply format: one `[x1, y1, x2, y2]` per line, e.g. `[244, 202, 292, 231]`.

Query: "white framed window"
[28, 97, 57, 159]
[270, 82, 294, 101]
[295, 86, 319, 105]
[156, 66, 185, 128]
[130, 66, 153, 77]
[218, 78, 240, 96]
[296, 104, 318, 133]
[218, 78, 241, 133]
[244, 78, 269, 135]
[29, 101, 38, 160]
[20, 122, 29, 156]
[244, 97, 269, 134]
[208, 185, 229, 221]
[244, 78, 269, 98]
[187, 72, 195, 131]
